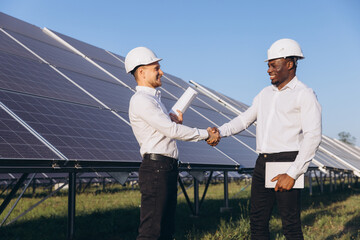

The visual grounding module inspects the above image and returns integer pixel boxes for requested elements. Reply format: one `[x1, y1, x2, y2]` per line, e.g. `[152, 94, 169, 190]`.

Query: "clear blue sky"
[2, 0, 360, 145]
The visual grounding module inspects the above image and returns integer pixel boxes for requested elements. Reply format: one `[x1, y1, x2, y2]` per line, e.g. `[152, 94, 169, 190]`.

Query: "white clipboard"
[265, 162, 304, 189]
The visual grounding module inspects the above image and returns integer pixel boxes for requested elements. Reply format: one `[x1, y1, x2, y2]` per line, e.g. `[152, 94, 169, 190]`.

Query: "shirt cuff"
[199, 129, 209, 140]
[218, 127, 225, 137]
[286, 164, 299, 180]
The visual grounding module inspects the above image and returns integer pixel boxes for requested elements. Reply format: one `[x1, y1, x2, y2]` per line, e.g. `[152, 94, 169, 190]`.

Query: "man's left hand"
[271, 174, 295, 192]
[169, 110, 183, 124]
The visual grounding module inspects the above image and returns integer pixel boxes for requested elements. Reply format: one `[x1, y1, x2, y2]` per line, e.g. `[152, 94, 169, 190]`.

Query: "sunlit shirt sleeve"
[218, 94, 258, 137]
[286, 88, 322, 179]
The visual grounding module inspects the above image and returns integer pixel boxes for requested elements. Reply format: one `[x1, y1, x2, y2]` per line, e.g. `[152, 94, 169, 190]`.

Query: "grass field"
[0, 179, 359, 240]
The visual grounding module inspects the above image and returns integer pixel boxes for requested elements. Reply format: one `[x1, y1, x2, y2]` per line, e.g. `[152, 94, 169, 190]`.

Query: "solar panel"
[0, 50, 100, 107]
[91, 59, 137, 89]
[320, 138, 360, 171]
[48, 29, 125, 67]
[0, 30, 38, 61]
[0, 90, 141, 162]
[315, 151, 351, 170]
[0, 12, 70, 52]
[56, 68, 133, 113]
[2, 11, 359, 176]
[0, 106, 59, 161]
[5, 29, 117, 84]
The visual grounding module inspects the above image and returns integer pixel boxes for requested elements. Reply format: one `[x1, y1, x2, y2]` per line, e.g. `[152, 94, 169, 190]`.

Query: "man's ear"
[287, 59, 295, 70]
[137, 66, 145, 79]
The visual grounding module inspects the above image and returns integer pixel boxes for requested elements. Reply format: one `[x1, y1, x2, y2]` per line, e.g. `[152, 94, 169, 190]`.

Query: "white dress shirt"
[129, 86, 209, 159]
[218, 77, 322, 179]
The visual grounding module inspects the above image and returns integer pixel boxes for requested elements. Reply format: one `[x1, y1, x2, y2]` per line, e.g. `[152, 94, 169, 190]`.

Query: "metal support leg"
[193, 178, 199, 216]
[330, 171, 333, 192]
[0, 173, 29, 216]
[309, 172, 313, 196]
[220, 171, 232, 212]
[67, 172, 76, 240]
[199, 171, 213, 209]
[1, 173, 35, 226]
[320, 172, 324, 193]
[178, 178, 194, 215]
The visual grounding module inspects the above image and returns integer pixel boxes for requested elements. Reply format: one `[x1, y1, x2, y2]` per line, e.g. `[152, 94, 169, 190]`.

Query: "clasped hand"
[206, 127, 221, 146]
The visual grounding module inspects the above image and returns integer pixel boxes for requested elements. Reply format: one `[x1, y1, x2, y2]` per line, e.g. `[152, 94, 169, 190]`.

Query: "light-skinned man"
[126, 47, 219, 240]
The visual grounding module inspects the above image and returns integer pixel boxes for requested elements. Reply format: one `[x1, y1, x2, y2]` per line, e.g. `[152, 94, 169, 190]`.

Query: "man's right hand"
[206, 127, 220, 146]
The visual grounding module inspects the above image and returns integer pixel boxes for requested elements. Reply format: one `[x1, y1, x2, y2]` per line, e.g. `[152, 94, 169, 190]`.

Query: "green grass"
[0, 180, 359, 240]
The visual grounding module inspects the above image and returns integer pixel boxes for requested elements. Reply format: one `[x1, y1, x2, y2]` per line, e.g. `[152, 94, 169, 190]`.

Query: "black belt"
[259, 151, 298, 160]
[143, 153, 178, 164]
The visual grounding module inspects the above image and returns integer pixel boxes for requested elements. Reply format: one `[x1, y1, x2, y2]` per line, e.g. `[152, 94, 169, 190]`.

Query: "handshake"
[206, 127, 221, 146]
[169, 111, 220, 146]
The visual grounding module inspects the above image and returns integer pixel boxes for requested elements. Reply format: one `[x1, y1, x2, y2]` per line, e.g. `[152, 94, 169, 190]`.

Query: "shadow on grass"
[0, 186, 358, 240]
[0, 197, 250, 240]
[324, 215, 360, 240]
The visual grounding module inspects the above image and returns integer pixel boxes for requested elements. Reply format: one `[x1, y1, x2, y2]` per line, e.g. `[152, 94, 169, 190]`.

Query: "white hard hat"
[265, 38, 304, 62]
[124, 47, 162, 73]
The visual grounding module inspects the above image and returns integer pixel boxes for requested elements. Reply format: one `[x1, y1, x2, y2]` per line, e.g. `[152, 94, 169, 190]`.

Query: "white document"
[170, 87, 198, 116]
[265, 162, 304, 189]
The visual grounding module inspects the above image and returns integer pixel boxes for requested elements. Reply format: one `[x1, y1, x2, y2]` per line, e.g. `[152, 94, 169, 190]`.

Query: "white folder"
[265, 162, 304, 189]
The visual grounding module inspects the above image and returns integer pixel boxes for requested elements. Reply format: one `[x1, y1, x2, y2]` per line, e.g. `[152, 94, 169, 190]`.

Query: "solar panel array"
[0, 12, 259, 173]
[1, 12, 359, 178]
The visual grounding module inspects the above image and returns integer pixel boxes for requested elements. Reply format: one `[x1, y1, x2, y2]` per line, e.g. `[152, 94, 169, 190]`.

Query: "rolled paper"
[170, 87, 198, 116]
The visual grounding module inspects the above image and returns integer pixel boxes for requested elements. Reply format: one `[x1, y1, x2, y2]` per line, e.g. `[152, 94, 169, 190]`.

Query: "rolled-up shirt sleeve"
[286, 88, 322, 179]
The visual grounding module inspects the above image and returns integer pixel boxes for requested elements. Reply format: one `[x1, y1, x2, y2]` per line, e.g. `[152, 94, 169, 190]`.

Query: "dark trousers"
[137, 157, 179, 240]
[250, 151, 303, 240]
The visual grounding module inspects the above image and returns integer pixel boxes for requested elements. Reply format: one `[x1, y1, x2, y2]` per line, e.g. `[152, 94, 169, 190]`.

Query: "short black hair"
[130, 65, 143, 76]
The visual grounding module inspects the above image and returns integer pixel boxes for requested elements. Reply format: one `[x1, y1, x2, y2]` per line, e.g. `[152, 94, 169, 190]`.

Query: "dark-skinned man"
[126, 47, 220, 240]
[213, 39, 322, 239]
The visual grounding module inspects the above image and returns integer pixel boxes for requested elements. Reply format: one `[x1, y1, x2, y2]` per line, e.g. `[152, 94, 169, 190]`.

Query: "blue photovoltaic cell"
[162, 73, 192, 89]
[320, 139, 360, 169]
[0, 106, 60, 160]
[202, 83, 250, 112]
[92, 59, 137, 89]
[0, 90, 141, 162]
[0, 30, 38, 61]
[50, 29, 125, 67]
[0, 50, 100, 107]
[58, 68, 134, 112]
[6, 29, 117, 84]
[195, 92, 239, 116]
[0, 12, 70, 52]
[176, 140, 238, 166]
[314, 151, 349, 170]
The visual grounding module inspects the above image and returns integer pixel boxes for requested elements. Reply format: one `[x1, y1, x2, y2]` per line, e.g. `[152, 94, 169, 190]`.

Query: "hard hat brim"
[264, 56, 305, 62]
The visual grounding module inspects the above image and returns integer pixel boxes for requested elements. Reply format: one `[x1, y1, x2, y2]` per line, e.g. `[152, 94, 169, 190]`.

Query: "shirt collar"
[136, 86, 161, 99]
[271, 76, 299, 91]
